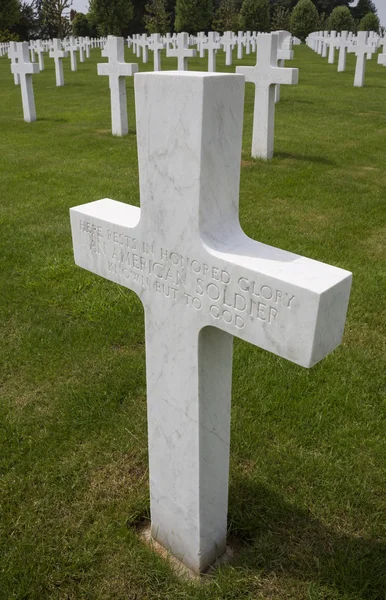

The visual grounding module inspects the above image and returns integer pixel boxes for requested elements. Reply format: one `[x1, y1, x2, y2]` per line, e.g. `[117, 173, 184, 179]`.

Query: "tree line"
[0, 0, 381, 43]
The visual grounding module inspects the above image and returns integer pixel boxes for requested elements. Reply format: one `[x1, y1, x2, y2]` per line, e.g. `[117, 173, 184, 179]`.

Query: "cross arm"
[70, 197, 352, 371]
[202, 234, 352, 368]
[97, 62, 138, 77]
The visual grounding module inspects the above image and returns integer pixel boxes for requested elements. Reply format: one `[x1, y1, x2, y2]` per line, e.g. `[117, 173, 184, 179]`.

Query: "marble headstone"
[70, 70, 352, 574]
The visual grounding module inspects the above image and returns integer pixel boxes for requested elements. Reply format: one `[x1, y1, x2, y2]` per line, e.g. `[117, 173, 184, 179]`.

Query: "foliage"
[358, 11, 380, 32]
[40, 0, 72, 38]
[0, 0, 20, 31]
[89, 0, 134, 36]
[271, 4, 291, 30]
[318, 11, 328, 29]
[72, 11, 92, 36]
[174, 0, 213, 33]
[290, 0, 318, 41]
[239, 0, 270, 32]
[352, 0, 377, 21]
[144, 0, 171, 34]
[0, 28, 20, 40]
[328, 5, 354, 31]
[212, 0, 239, 32]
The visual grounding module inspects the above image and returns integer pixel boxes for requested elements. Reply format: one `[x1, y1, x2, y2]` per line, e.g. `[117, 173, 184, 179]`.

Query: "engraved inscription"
[79, 220, 297, 330]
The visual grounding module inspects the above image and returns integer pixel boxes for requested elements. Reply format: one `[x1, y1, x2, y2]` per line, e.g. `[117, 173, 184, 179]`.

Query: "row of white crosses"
[127, 30, 298, 75]
[9, 31, 297, 160]
[7, 37, 106, 121]
[306, 30, 382, 87]
[98, 32, 297, 160]
[0, 42, 10, 57]
[70, 69, 352, 575]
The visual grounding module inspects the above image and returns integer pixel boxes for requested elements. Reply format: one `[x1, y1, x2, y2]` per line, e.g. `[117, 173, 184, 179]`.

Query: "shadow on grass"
[228, 475, 386, 600]
[276, 151, 335, 166]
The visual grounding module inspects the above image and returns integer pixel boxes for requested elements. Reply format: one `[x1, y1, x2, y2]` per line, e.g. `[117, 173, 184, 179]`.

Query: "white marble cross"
[236, 31, 244, 59]
[84, 36, 91, 58]
[8, 41, 20, 85]
[336, 31, 349, 72]
[150, 33, 165, 71]
[167, 32, 196, 71]
[275, 30, 293, 103]
[11, 42, 39, 122]
[222, 31, 234, 66]
[141, 34, 149, 64]
[348, 31, 376, 87]
[78, 37, 85, 62]
[322, 30, 329, 58]
[328, 30, 337, 64]
[35, 39, 45, 71]
[70, 70, 352, 574]
[236, 33, 298, 159]
[49, 38, 68, 87]
[202, 31, 221, 72]
[97, 35, 138, 136]
[68, 36, 78, 72]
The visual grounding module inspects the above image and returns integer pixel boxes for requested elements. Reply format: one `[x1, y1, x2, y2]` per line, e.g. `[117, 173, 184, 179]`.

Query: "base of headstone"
[139, 524, 233, 579]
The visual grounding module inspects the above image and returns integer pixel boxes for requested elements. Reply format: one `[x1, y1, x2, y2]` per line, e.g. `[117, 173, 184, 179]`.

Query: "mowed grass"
[0, 44, 385, 600]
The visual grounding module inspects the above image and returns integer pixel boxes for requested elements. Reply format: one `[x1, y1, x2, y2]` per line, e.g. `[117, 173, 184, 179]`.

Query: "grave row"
[306, 30, 386, 87]
[7, 31, 297, 161]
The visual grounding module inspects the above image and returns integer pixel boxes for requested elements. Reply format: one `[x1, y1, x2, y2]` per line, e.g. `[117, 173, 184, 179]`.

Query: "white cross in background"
[70, 71, 351, 574]
[167, 32, 196, 71]
[275, 30, 294, 103]
[236, 31, 244, 59]
[97, 35, 138, 136]
[67, 37, 78, 72]
[8, 41, 20, 85]
[150, 33, 165, 71]
[49, 38, 68, 87]
[348, 31, 376, 87]
[35, 39, 45, 71]
[11, 42, 40, 122]
[222, 31, 235, 66]
[335, 31, 350, 72]
[140, 34, 149, 64]
[202, 31, 221, 72]
[328, 30, 337, 64]
[237, 33, 298, 159]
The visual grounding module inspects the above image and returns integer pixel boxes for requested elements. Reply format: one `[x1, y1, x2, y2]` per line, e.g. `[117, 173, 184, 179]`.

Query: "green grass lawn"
[1, 44, 385, 600]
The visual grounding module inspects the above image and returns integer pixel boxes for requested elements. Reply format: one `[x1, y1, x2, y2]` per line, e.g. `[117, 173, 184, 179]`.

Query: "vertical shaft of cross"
[134, 71, 246, 573]
[252, 85, 276, 159]
[110, 77, 128, 136]
[20, 75, 36, 123]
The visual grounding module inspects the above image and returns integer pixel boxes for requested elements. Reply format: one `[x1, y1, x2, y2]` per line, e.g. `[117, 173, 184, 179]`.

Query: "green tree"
[0, 0, 20, 31]
[72, 11, 92, 35]
[174, 0, 213, 33]
[12, 1, 38, 39]
[89, 0, 134, 36]
[271, 4, 291, 30]
[239, 0, 270, 32]
[353, 0, 377, 21]
[289, 0, 318, 40]
[212, 0, 239, 32]
[144, 0, 171, 34]
[358, 11, 379, 32]
[318, 11, 328, 29]
[328, 5, 354, 30]
[41, 0, 72, 38]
